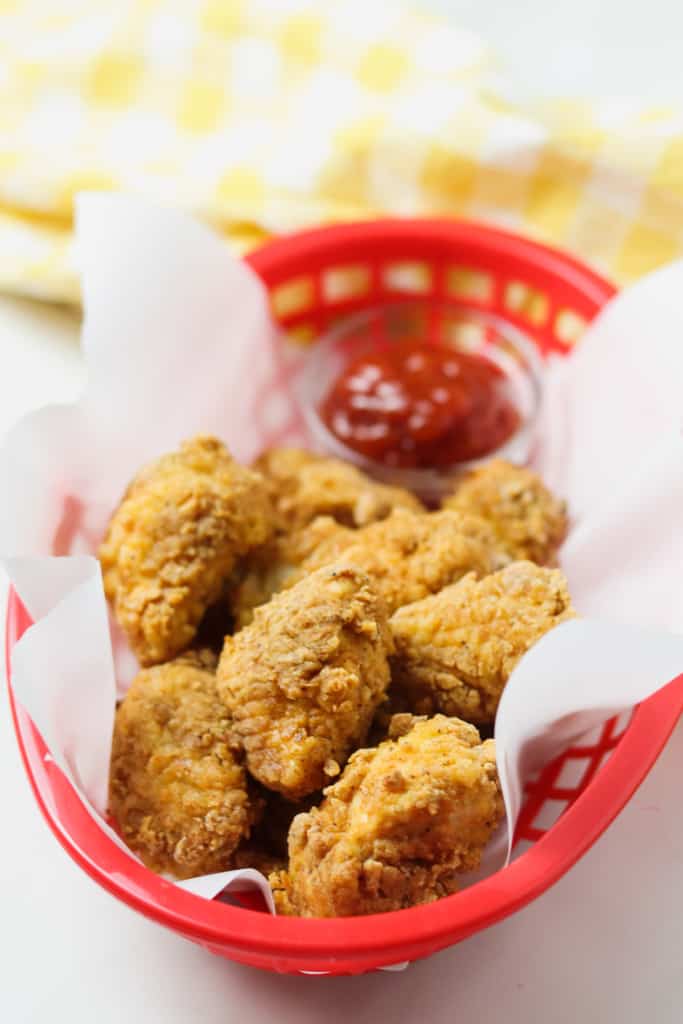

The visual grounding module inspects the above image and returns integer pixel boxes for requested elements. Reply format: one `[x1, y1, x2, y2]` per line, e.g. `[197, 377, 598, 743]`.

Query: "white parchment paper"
[2, 196, 683, 915]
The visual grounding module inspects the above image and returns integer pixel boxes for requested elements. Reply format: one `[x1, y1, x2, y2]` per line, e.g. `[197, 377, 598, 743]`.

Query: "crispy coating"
[283, 715, 503, 917]
[231, 516, 351, 629]
[300, 508, 508, 615]
[99, 436, 272, 665]
[443, 459, 568, 565]
[109, 654, 257, 879]
[217, 565, 394, 800]
[255, 447, 424, 531]
[390, 561, 575, 725]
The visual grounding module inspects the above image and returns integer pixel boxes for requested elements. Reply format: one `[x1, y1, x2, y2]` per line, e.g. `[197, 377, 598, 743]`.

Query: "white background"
[3, 2, 683, 1020]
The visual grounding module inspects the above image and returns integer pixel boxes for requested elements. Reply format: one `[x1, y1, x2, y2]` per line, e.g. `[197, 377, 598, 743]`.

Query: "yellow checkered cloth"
[1, 0, 682, 303]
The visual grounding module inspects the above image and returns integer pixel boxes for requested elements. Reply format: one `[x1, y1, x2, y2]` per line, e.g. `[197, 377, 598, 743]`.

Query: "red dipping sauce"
[320, 342, 520, 469]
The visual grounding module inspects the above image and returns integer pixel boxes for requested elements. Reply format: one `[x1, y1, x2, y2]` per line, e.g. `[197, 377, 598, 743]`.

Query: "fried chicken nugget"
[217, 565, 393, 800]
[300, 508, 508, 615]
[390, 561, 575, 725]
[109, 651, 258, 878]
[255, 447, 424, 531]
[443, 459, 568, 565]
[100, 436, 272, 665]
[282, 715, 503, 917]
[231, 516, 352, 629]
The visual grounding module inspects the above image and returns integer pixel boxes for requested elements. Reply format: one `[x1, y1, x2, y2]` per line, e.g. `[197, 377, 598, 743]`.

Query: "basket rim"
[244, 216, 617, 309]
[7, 218, 679, 969]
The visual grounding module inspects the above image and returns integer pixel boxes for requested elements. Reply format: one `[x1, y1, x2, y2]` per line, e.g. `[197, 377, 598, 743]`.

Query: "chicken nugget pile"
[103, 438, 572, 917]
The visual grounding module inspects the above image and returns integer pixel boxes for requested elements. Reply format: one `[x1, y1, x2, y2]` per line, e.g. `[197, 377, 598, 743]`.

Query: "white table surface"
[3, 2, 683, 1020]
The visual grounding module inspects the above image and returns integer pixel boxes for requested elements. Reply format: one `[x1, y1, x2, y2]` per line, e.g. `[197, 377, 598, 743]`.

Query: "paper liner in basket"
[2, 196, 683, 914]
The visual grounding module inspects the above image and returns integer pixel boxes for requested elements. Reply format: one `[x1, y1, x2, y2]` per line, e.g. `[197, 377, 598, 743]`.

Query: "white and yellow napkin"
[1, 0, 683, 302]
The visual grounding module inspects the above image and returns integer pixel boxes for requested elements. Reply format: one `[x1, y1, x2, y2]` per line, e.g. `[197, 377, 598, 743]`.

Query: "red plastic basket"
[6, 219, 683, 976]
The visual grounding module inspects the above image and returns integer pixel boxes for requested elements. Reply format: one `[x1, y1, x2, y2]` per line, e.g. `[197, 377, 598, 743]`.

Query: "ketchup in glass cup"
[320, 341, 520, 470]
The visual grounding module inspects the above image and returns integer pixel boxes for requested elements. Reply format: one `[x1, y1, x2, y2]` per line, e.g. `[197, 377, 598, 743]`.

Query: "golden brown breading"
[109, 655, 258, 879]
[99, 436, 272, 665]
[231, 516, 352, 629]
[217, 565, 394, 800]
[390, 561, 575, 725]
[300, 508, 508, 615]
[255, 447, 424, 531]
[443, 459, 568, 565]
[283, 715, 503, 917]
